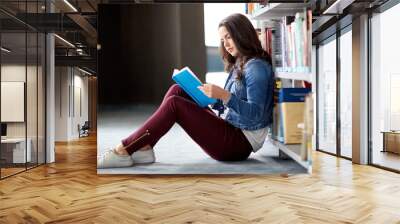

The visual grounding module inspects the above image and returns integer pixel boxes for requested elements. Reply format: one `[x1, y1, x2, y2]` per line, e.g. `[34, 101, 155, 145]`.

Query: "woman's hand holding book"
[198, 84, 231, 103]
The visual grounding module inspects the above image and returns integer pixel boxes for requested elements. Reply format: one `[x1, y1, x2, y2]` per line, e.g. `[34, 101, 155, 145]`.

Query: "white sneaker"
[97, 149, 134, 168]
[131, 148, 156, 164]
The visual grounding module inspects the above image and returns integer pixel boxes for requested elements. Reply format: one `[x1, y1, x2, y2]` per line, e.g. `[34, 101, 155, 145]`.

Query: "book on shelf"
[246, 3, 254, 15]
[272, 88, 311, 144]
[280, 102, 305, 144]
[172, 67, 217, 108]
[275, 10, 312, 74]
[258, 27, 273, 57]
[300, 93, 314, 161]
[267, 28, 274, 56]
[272, 25, 283, 68]
[272, 80, 281, 141]
[278, 87, 311, 102]
[294, 12, 304, 68]
[251, 7, 311, 75]
[281, 16, 295, 69]
[246, 2, 269, 15]
[258, 23, 282, 69]
[280, 19, 287, 69]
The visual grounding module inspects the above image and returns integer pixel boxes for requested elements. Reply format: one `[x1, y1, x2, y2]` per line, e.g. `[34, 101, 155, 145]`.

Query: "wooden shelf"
[251, 3, 310, 20]
[271, 139, 312, 173]
[275, 71, 312, 82]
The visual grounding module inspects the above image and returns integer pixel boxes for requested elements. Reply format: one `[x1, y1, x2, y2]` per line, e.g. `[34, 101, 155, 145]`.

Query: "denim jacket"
[212, 58, 274, 131]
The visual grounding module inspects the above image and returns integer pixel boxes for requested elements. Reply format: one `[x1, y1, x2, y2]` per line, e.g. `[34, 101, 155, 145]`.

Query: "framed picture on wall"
[1, 81, 25, 122]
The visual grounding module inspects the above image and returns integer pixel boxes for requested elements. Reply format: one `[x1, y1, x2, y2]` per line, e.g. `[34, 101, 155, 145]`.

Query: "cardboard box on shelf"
[280, 102, 305, 144]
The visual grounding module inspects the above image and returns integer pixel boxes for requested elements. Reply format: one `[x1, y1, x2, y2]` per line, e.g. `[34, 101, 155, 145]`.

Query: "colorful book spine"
[280, 21, 287, 68]
[272, 25, 282, 68]
[275, 11, 312, 74]
[294, 12, 304, 68]
[266, 28, 273, 56]
[289, 23, 296, 69]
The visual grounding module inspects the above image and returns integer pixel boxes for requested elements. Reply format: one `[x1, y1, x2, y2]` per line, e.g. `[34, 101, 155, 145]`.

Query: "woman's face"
[218, 26, 239, 57]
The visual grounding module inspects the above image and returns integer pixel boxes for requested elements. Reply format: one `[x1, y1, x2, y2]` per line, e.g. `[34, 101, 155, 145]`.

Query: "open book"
[172, 67, 217, 108]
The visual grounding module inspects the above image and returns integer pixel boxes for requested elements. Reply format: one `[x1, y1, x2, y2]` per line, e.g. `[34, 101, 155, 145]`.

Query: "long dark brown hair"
[218, 13, 272, 81]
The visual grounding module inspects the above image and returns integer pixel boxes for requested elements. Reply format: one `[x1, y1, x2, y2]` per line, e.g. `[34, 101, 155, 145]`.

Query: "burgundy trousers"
[121, 84, 253, 161]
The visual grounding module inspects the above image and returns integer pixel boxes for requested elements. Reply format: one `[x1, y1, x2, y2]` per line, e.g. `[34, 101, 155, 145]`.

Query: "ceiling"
[0, 1, 100, 73]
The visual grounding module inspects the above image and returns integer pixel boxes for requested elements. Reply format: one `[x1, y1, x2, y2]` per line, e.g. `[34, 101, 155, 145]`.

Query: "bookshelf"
[250, 3, 311, 20]
[252, 3, 312, 80]
[248, 2, 314, 173]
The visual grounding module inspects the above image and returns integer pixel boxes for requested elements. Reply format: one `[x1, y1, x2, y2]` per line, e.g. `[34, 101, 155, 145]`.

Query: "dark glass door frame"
[338, 24, 353, 161]
[315, 20, 353, 161]
[0, 1, 47, 180]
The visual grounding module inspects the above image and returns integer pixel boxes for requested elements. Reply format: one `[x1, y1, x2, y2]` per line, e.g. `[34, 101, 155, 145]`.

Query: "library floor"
[98, 105, 306, 174]
[0, 135, 400, 223]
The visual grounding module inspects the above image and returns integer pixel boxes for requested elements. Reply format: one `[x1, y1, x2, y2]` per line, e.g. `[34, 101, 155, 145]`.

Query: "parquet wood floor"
[1, 167, 26, 178]
[1, 135, 399, 223]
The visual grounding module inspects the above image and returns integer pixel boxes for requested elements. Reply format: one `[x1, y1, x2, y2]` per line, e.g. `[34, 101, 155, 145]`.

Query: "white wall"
[55, 67, 89, 141]
[55, 66, 69, 141]
[1, 65, 26, 140]
[74, 73, 89, 122]
[1, 65, 37, 138]
[1, 66, 25, 132]
[71, 73, 89, 138]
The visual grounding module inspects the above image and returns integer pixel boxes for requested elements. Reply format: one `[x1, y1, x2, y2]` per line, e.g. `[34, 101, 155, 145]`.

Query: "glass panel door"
[318, 37, 337, 154]
[0, 1, 47, 178]
[1, 15, 28, 177]
[339, 29, 352, 158]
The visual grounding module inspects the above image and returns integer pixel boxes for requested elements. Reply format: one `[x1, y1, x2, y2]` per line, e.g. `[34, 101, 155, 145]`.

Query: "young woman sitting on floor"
[98, 13, 274, 168]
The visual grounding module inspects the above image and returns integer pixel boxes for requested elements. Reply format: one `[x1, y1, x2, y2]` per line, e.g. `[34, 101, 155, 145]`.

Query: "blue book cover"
[172, 67, 217, 108]
[278, 88, 311, 103]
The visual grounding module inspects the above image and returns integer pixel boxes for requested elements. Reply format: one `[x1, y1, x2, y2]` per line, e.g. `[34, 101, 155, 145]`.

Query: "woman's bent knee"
[170, 84, 181, 92]
[164, 95, 187, 110]
[165, 95, 181, 104]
